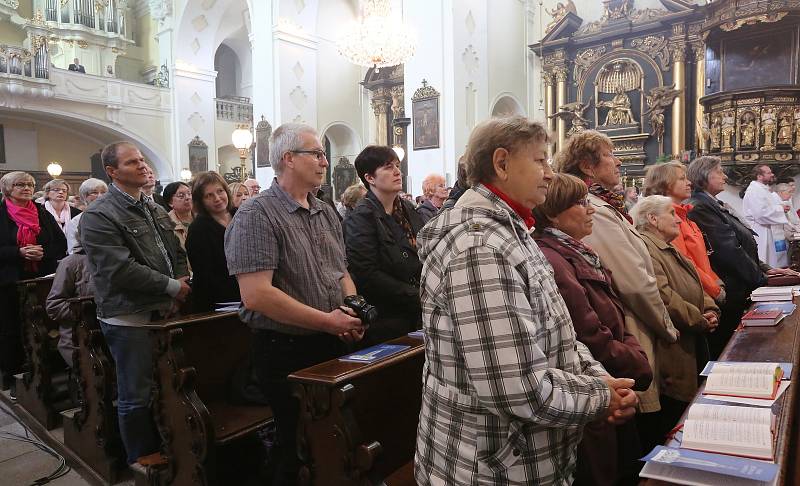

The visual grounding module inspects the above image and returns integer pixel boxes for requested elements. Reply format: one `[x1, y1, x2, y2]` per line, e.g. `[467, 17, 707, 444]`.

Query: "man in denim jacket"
[81, 141, 190, 465]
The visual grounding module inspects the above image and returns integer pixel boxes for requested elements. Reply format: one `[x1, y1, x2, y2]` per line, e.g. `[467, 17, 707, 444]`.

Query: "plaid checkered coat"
[414, 185, 612, 486]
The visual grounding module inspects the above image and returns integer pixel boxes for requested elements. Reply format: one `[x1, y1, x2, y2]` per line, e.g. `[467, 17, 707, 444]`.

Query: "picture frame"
[412, 80, 441, 150]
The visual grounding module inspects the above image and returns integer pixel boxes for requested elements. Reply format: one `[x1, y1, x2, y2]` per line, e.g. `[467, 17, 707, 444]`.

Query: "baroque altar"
[533, 0, 800, 184]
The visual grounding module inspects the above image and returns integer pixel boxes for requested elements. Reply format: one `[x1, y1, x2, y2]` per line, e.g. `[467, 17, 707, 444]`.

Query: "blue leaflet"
[642, 446, 778, 482]
[339, 344, 411, 363]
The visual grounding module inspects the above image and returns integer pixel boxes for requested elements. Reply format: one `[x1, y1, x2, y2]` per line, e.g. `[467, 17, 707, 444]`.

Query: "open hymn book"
[681, 404, 775, 461]
[703, 362, 784, 399]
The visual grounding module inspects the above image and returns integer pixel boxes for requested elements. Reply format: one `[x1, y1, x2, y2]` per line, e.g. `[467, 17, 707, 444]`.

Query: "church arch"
[490, 93, 526, 117]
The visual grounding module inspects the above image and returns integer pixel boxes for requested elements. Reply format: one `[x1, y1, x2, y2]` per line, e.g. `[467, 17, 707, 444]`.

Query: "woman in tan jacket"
[555, 130, 678, 453]
[631, 195, 720, 437]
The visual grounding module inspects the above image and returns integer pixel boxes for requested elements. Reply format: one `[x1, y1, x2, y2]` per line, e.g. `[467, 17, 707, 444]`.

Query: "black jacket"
[416, 199, 439, 223]
[686, 190, 767, 296]
[0, 200, 66, 285]
[185, 211, 240, 312]
[344, 191, 424, 321]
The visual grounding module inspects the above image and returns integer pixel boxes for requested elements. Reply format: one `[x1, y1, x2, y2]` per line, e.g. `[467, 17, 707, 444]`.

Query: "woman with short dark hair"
[185, 172, 239, 311]
[533, 173, 652, 486]
[344, 145, 424, 344]
[0, 171, 66, 389]
[162, 181, 193, 254]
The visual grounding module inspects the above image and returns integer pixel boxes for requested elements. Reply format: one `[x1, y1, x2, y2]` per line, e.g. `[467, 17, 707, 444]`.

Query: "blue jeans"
[100, 322, 160, 464]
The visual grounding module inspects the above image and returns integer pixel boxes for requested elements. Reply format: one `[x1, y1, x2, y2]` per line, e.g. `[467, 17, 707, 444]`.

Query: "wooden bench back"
[289, 335, 425, 486]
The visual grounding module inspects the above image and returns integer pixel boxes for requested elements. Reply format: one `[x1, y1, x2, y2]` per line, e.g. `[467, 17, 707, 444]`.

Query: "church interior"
[2, 0, 800, 485]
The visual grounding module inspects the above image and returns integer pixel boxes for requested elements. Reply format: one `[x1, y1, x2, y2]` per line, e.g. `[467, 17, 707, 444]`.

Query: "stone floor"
[0, 398, 92, 485]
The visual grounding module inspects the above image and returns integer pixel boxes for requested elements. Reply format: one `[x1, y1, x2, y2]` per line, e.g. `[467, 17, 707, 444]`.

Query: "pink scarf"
[6, 200, 41, 272]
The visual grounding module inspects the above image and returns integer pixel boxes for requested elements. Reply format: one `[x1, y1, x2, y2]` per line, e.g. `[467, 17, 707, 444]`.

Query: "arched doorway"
[491, 94, 526, 117]
[321, 122, 362, 201]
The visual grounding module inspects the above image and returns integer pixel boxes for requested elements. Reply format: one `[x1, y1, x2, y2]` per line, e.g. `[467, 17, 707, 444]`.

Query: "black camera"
[343, 295, 378, 326]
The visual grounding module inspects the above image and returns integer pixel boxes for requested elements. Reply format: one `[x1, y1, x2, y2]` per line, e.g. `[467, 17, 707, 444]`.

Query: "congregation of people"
[3, 116, 800, 485]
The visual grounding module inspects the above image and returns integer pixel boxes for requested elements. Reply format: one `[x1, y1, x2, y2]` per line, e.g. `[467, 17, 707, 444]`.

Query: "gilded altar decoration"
[794, 107, 800, 151]
[601, 0, 633, 22]
[548, 98, 593, 136]
[630, 35, 671, 71]
[761, 108, 777, 150]
[545, 0, 576, 34]
[777, 111, 793, 146]
[643, 85, 680, 144]
[721, 111, 736, 152]
[598, 88, 636, 126]
[596, 59, 641, 94]
[739, 111, 758, 148]
[573, 47, 606, 87]
[720, 12, 788, 32]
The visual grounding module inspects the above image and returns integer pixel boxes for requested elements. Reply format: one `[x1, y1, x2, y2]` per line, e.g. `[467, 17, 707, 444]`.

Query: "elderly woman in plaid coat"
[413, 117, 640, 486]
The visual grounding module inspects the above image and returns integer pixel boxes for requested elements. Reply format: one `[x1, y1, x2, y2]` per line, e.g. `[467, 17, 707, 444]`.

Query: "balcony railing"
[216, 97, 253, 123]
[0, 44, 49, 79]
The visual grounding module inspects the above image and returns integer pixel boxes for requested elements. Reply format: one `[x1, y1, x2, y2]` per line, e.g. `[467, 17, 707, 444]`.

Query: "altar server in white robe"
[742, 164, 788, 267]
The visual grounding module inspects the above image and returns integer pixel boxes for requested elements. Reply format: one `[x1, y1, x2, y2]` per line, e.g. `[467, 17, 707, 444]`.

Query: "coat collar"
[536, 233, 610, 284]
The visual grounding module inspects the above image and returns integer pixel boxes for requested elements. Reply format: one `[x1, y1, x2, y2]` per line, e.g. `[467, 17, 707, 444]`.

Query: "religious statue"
[777, 111, 793, 146]
[710, 115, 722, 151]
[597, 87, 636, 126]
[697, 116, 711, 153]
[761, 108, 777, 150]
[721, 111, 735, 152]
[794, 107, 800, 151]
[548, 98, 593, 136]
[545, 0, 577, 33]
[739, 112, 757, 148]
[643, 85, 680, 144]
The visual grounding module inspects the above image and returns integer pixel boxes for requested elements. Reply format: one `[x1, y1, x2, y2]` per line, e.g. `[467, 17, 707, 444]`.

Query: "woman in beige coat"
[555, 130, 678, 453]
[631, 195, 720, 435]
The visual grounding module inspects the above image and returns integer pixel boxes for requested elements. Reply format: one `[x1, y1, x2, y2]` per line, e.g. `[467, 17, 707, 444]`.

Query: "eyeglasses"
[12, 182, 35, 189]
[291, 150, 327, 161]
[574, 198, 590, 207]
[173, 193, 191, 200]
[48, 187, 67, 193]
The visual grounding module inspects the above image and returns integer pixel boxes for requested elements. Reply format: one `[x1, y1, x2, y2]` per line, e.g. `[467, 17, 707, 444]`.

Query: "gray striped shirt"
[224, 179, 347, 335]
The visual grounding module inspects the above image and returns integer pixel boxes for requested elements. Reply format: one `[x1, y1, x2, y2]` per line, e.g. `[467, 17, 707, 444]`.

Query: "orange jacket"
[672, 203, 722, 299]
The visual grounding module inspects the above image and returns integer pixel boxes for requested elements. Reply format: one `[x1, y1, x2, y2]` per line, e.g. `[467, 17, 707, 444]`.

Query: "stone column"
[542, 70, 555, 155]
[371, 93, 391, 145]
[692, 41, 707, 153]
[554, 66, 568, 152]
[671, 35, 687, 156]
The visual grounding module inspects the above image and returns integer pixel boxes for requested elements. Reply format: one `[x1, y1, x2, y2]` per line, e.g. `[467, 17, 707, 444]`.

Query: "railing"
[0, 44, 49, 79]
[215, 97, 253, 122]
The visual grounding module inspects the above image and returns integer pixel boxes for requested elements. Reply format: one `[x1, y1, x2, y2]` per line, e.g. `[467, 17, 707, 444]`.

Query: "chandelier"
[337, 0, 416, 71]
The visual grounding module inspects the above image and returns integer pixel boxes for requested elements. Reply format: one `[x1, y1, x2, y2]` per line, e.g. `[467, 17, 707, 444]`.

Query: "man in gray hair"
[66, 178, 108, 254]
[225, 123, 364, 485]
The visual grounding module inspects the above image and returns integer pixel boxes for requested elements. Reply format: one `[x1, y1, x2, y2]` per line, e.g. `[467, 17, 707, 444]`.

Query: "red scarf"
[6, 200, 41, 272]
[484, 183, 536, 229]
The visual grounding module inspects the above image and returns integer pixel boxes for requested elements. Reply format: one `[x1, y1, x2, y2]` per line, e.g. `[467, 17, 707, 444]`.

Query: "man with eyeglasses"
[225, 123, 364, 485]
[243, 178, 261, 196]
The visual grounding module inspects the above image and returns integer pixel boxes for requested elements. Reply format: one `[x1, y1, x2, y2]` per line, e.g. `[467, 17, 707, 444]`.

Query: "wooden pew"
[145, 311, 274, 486]
[644, 298, 800, 485]
[289, 335, 425, 486]
[15, 275, 73, 430]
[62, 297, 125, 485]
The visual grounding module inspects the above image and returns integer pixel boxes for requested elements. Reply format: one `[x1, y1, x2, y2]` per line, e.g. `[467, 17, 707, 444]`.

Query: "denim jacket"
[81, 187, 189, 318]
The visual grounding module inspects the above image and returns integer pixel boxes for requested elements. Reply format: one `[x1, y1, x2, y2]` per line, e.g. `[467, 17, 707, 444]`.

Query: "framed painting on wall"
[188, 136, 208, 175]
[412, 80, 440, 150]
[722, 29, 796, 91]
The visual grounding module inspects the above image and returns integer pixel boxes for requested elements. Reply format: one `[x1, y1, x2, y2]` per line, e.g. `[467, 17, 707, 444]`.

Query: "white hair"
[78, 178, 108, 202]
[630, 195, 673, 232]
[269, 123, 319, 176]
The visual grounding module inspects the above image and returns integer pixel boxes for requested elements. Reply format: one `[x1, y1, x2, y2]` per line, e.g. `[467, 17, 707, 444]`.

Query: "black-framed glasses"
[13, 182, 35, 189]
[291, 150, 327, 161]
[575, 198, 590, 207]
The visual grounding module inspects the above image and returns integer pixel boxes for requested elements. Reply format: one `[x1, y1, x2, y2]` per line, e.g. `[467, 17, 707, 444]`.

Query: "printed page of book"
[682, 420, 773, 460]
[687, 404, 772, 427]
[710, 363, 779, 376]
[705, 368, 776, 398]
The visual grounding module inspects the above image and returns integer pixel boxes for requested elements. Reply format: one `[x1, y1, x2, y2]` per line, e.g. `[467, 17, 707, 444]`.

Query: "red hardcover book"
[741, 308, 783, 327]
